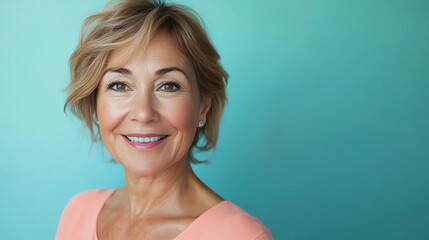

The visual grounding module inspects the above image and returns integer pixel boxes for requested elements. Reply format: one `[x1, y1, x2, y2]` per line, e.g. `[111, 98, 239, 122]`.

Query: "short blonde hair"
[64, 0, 228, 163]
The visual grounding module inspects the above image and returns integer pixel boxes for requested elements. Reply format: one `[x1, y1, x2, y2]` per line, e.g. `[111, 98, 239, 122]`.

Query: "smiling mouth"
[124, 135, 168, 143]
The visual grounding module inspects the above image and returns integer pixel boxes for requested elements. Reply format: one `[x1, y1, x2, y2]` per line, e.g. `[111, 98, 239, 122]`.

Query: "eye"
[159, 81, 181, 92]
[107, 81, 130, 92]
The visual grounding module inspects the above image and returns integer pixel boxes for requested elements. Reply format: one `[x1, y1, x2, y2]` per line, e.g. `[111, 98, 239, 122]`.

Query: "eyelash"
[159, 80, 182, 92]
[105, 80, 182, 92]
[106, 80, 129, 92]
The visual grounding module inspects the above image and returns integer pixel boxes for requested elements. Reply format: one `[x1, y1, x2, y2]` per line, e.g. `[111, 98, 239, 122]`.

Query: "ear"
[198, 97, 212, 123]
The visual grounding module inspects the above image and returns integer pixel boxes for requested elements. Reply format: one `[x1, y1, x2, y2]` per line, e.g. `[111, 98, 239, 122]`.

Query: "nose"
[129, 91, 159, 124]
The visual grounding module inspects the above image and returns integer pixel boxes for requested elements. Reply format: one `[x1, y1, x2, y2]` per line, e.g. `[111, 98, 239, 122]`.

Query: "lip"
[125, 133, 167, 137]
[122, 134, 169, 150]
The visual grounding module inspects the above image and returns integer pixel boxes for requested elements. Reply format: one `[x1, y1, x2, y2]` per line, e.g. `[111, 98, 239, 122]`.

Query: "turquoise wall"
[1, 0, 428, 239]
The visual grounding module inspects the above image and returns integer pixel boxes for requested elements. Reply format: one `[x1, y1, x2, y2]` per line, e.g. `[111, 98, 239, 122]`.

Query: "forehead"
[106, 32, 193, 74]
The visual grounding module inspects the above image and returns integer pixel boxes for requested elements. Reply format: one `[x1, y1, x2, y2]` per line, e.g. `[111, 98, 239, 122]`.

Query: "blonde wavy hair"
[64, 0, 228, 163]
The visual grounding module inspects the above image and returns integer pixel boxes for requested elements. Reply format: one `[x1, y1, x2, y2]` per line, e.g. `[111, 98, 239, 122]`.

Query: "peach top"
[56, 189, 272, 240]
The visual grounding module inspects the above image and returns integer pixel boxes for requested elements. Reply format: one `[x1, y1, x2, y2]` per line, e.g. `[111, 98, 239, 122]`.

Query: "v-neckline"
[94, 189, 228, 240]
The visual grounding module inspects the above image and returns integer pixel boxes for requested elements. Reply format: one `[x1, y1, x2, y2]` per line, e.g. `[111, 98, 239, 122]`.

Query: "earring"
[198, 121, 204, 128]
[96, 120, 99, 125]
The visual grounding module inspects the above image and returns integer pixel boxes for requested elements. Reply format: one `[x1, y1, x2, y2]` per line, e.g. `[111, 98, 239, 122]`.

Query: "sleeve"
[57, 193, 82, 239]
[56, 190, 101, 240]
[255, 231, 274, 240]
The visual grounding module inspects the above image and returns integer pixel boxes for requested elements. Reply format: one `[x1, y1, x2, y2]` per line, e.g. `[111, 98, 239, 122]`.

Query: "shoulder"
[186, 201, 273, 240]
[65, 189, 114, 207]
[56, 189, 114, 239]
[60, 189, 114, 218]
[216, 201, 273, 240]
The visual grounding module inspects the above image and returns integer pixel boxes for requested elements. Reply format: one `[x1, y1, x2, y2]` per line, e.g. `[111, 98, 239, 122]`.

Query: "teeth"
[127, 136, 165, 143]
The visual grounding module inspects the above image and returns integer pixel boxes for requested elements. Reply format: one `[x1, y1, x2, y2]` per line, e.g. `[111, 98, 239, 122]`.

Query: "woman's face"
[96, 32, 210, 177]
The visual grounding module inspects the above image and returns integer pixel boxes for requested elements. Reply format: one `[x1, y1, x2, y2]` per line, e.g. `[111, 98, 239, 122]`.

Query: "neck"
[121, 158, 198, 217]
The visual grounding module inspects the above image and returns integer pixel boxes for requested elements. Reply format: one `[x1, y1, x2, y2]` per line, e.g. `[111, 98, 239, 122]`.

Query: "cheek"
[96, 95, 130, 136]
[160, 97, 199, 132]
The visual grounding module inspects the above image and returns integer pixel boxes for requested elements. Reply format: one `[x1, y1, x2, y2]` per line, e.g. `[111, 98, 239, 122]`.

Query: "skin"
[95, 32, 223, 240]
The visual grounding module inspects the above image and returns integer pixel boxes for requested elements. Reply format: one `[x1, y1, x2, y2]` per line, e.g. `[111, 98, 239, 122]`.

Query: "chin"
[118, 155, 183, 178]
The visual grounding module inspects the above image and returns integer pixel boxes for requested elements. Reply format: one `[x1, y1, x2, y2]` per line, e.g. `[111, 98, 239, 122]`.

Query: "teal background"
[0, 0, 428, 239]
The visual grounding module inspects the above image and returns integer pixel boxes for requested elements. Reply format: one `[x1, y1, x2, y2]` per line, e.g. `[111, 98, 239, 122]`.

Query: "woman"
[57, 0, 272, 239]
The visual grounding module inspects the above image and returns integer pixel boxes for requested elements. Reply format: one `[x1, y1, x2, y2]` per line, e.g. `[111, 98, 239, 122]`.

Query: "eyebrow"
[105, 66, 188, 78]
[105, 67, 132, 75]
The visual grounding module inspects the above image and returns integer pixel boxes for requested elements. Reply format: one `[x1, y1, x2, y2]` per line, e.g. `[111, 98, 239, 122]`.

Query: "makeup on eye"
[157, 80, 182, 92]
[104, 78, 186, 93]
[107, 80, 131, 92]
[102, 65, 191, 93]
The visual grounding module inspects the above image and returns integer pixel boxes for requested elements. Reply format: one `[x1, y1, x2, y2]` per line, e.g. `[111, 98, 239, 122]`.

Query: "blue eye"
[160, 81, 181, 92]
[107, 81, 130, 92]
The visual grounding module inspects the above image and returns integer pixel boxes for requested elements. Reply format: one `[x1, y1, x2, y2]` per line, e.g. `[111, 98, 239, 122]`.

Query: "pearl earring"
[198, 121, 204, 128]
